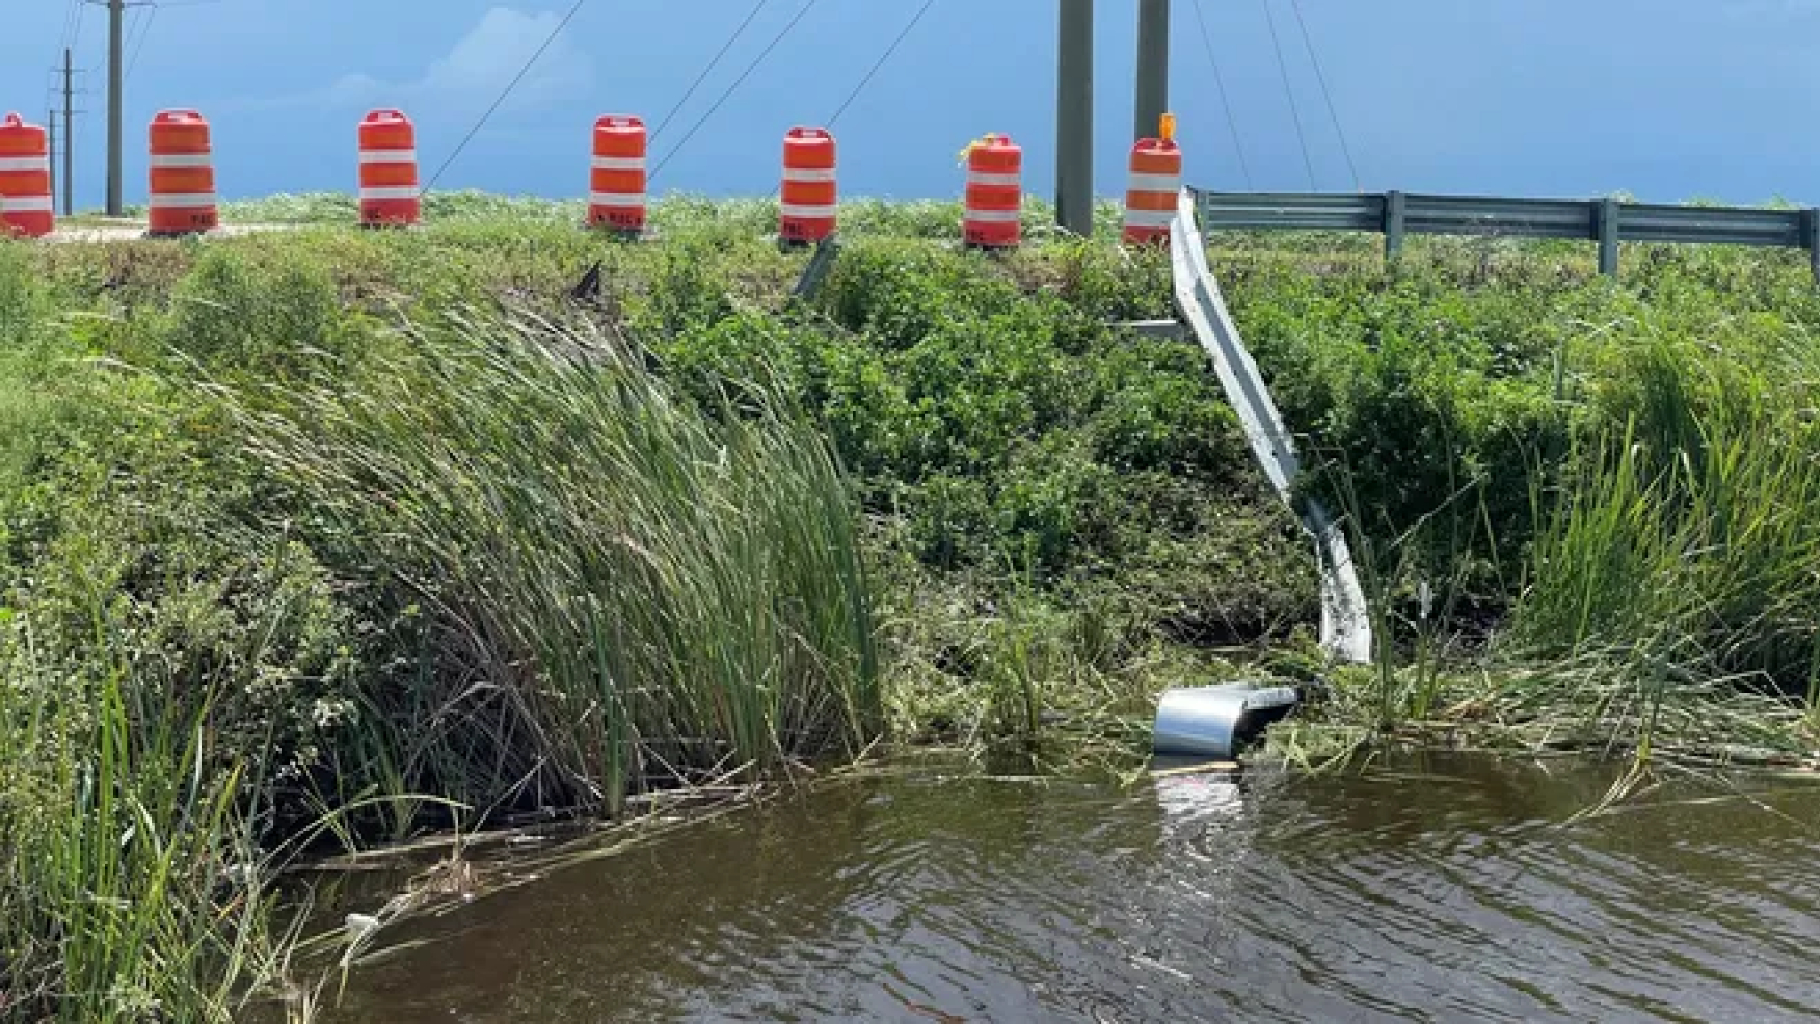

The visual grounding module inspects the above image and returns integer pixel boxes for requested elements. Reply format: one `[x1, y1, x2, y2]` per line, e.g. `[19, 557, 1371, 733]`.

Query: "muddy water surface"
[319, 753, 1820, 1023]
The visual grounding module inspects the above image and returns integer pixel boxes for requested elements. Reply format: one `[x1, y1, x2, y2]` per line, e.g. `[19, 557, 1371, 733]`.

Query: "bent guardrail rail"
[1169, 188, 1373, 665]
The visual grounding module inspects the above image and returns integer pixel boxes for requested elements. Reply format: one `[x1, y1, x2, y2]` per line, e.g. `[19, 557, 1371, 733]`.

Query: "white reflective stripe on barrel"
[963, 208, 1021, 223]
[780, 203, 836, 219]
[966, 171, 1021, 187]
[359, 149, 418, 165]
[1122, 209, 1175, 229]
[588, 192, 645, 207]
[148, 192, 217, 209]
[0, 156, 48, 172]
[359, 187, 420, 201]
[0, 195, 54, 213]
[150, 153, 213, 168]
[590, 156, 646, 171]
[1126, 173, 1181, 193]
[782, 167, 836, 184]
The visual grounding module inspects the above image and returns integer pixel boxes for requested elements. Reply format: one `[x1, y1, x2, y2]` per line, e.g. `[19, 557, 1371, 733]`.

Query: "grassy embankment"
[4, 191, 1818, 1018]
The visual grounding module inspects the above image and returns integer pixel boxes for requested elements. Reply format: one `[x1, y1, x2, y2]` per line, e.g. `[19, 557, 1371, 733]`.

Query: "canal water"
[316, 752, 1820, 1023]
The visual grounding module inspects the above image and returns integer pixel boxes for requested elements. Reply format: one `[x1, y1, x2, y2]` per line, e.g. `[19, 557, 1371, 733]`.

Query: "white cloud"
[321, 72, 385, 107]
[237, 7, 592, 116]
[416, 7, 590, 106]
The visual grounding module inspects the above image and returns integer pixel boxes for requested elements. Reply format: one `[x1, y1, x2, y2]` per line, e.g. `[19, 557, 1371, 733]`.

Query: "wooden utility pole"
[1135, 0, 1171, 141]
[1056, 0, 1094, 237]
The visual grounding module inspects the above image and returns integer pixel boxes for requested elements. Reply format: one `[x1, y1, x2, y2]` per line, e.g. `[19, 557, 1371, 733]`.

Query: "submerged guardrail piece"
[1153, 681, 1302, 760]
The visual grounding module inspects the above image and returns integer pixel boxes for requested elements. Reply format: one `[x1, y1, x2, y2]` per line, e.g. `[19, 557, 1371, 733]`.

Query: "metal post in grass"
[1598, 197, 1621, 278]
[1806, 208, 1820, 286]
[1056, 0, 1095, 237]
[1384, 190, 1406, 262]
[792, 235, 841, 302]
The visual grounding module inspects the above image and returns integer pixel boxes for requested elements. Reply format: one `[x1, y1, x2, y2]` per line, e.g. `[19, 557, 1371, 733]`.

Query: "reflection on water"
[320, 753, 1820, 1023]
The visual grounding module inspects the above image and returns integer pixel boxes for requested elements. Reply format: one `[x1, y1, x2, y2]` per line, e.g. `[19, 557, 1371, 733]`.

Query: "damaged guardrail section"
[1168, 187, 1373, 667]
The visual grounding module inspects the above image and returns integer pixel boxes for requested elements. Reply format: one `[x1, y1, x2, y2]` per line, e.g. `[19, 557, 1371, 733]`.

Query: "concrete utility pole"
[47, 109, 57, 214]
[107, 0, 124, 216]
[63, 47, 76, 216]
[1056, 0, 1094, 237]
[1135, 0, 1171, 141]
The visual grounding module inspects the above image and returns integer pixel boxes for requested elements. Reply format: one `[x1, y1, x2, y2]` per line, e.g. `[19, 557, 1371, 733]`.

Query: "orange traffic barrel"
[1124, 117, 1183, 245]
[962, 134, 1022, 249]
[779, 127, 836, 245]
[588, 115, 647, 236]
[358, 109, 421, 227]
[148, 110, 219, 236]
[0, 112, 54, 238]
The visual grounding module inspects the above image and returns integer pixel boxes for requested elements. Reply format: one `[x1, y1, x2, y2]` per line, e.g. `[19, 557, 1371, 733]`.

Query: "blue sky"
[5, 1, 1819, 209]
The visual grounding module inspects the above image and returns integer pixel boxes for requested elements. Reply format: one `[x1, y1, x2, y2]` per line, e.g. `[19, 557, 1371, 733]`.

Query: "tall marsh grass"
[1516, 331, 1820, 696]
[0, 617, 304, 1023]
[1280, 303, 1820, 765]
[221, 304, 882, 820]
[1504, 329, 1820, 757]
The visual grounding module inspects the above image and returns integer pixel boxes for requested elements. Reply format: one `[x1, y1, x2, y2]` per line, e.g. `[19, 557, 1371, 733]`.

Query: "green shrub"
[160, 247, 359, 380]
[820, 242, 1022, 349]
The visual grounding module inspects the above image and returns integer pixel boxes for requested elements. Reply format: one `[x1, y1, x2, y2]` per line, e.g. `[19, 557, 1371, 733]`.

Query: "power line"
[747, 0, 938, 202]
[1190, 0, 1252, 189]
[1287, 0, 1359, 192]
[122, 5, 143, 50]
[56, 1, 75, 52]
[422, 0, 589, 194]
[825, 0, 937, 128]
[58, 0, 85, 54]
[651, 0, 770, 143]
[1261, 0, 1316, 190]
[53, 0, 86, 89]
[125, 5, 156, 81]
[649, 0, 821, 184]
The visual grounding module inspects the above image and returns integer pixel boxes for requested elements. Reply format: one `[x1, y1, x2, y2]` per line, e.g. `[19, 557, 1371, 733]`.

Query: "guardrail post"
[1384, 190, 1406, 262]
[792, 235, 841, 301]
[1597, 198, 1620, 278]
[1806, 208, 1820, 286]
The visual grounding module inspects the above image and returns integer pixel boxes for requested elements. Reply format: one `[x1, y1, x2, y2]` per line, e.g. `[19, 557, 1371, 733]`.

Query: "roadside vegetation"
[3, 193, 1817, 1018]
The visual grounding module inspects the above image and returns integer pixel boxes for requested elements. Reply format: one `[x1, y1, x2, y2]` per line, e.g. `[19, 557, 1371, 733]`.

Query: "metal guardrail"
[1192, 188, 1820, 280]
[1168, 189, 1373, 665]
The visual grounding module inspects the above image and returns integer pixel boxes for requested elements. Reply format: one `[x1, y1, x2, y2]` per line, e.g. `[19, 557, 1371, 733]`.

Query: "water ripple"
[324, 758, 1820, 1024]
